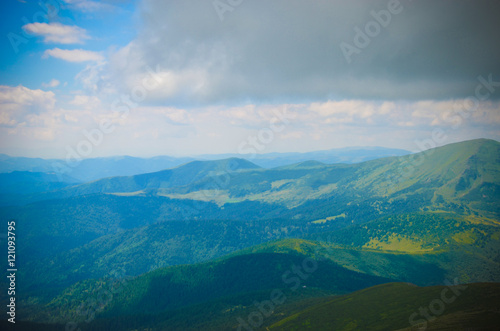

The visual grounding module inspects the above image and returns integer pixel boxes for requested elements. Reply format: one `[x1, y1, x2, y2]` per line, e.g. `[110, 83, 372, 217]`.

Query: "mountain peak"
[174, 157, 260, 172]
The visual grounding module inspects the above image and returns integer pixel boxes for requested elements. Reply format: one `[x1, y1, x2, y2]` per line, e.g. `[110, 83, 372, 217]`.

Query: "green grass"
[269, 282, 500, 331]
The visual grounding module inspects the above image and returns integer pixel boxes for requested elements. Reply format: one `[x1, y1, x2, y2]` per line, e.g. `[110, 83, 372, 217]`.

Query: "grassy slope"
[268, 282, 500, 331]
[160, 139, 500, 216]
[48, 158, 261, 197]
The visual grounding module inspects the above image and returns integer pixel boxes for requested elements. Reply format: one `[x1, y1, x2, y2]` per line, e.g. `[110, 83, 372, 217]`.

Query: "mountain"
[0, 171, 78, 194]
[1, 158, 261, 206]
[0, 146, 409, 182]
[1, 139, 499, 329]
[4, 282, 499, 331]
[8, 139, 497, 212]
[1, 139, 498, 295]
[0, 170, 80, 207]
[199, 146, 411, 168]
[63, 157, 260, 196]
[166, 138, 500, 217]
[0, 154, 56, 173]
[27, 239, 394, 327]
[15, 237, 500, 330]
[0, 154, 195, 182]
[308, 212, 500, 284]
[269, 282, 500, 331]
[10, 209, 500, 318]
[226, 226, 500, 286]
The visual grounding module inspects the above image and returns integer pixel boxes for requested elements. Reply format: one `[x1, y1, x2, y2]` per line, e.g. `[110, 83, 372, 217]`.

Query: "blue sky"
[1, 0, 136, 89]
[1, 0, 500, 158]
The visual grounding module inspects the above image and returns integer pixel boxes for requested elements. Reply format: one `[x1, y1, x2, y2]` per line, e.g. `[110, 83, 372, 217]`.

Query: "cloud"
[309, 101, 376, 122]
[145, 107, 192, 125]
[408, 99, 500, 127]
[0, 85, 56, 127]
[4, 1, 500, 158]
[91, 0, 500, 107]
[42, 79, 61, 88]
[43, 48, 104, 63]
[1, 88, 498, 157]
[22, 22, 89, 44]
[63, 0, 117, 12]
[69, 94, 102, 109]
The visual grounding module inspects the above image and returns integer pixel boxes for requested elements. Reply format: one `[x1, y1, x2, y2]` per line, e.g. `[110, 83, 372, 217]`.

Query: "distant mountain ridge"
[0, 154, 195, 182]
[49, 138, 498, 217]
[0, 171, 79, 194]
[0, 146, 410, 182]
[199, 146, 411, 168]
[34, 157, 261, 200]
[3, 138, 499, 214]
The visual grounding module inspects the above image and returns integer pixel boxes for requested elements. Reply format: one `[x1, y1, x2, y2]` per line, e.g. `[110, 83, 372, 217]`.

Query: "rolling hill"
[0, 171, 79, 194]
[30, 242, 394, 326]
[64, 157, 260, 196]
[4, 282, 499, 331]
[268, 282, 500, 331]
[199, 146, 410, 168]
[1, 138, 499, 329]
[0, 171, 79, 206]
[16, 236, 500, 330]
[0, 146, 409, 183]
[1, 140, 498, 297]
[36, 138, 499, 218]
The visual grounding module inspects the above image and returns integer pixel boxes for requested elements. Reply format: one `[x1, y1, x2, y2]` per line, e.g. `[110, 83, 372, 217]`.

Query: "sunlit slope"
[308, 212, 500, 284]
[318, 212, 500, 253]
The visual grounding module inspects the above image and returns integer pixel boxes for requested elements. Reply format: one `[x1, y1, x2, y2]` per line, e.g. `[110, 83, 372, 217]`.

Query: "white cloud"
[308, 100, 383, 125]
[146, 107, 192, 125]
[42, 79, 60, 88]
[310, 101, 375, 118]
[69, 95, 102, 110]
[1, 84, 499, 157]
[43, 48, 104, 63]
[22, 22, 89, 44]
[0, 85, 56, 127]
[75, 62, 109, 94]
[63, 0, 116, 12]
[408, 99, 500, 127]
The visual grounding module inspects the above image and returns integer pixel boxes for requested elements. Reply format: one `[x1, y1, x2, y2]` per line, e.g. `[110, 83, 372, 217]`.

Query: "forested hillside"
[0, 139, 499, 330]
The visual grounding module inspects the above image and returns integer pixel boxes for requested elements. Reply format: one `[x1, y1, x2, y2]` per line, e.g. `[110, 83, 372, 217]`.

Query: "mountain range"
[0, 146, 409, 182]
[0, 138, 498, 330]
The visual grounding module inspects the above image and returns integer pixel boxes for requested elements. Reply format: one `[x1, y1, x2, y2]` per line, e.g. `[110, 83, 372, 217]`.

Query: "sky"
[1, 0, 500, 159]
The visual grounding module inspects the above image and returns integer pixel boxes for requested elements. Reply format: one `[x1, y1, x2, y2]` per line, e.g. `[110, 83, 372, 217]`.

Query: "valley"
[0, 138, 499, 330]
